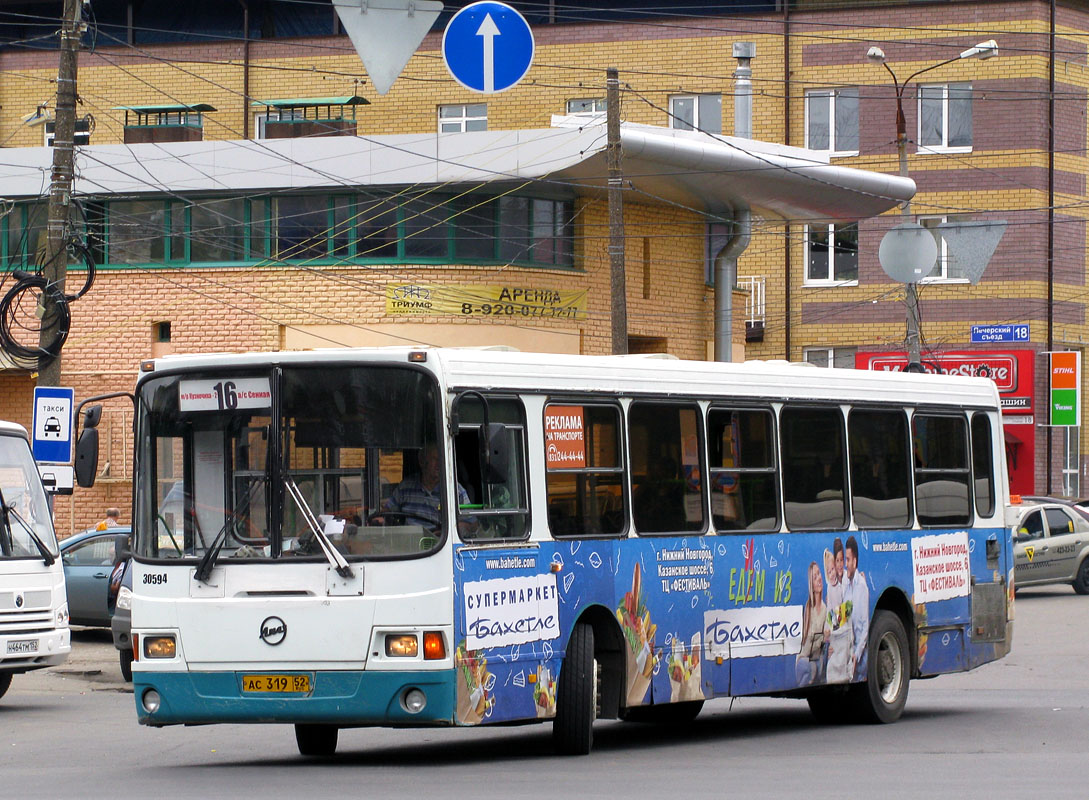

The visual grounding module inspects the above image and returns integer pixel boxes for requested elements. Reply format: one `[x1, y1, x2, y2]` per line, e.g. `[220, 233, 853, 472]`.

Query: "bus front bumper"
[134, 669, 456, 727]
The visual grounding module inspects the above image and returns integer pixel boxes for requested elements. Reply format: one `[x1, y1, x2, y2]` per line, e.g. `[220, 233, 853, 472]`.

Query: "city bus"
[1, 420, 70, 701]
[75, 347, 1013, 755]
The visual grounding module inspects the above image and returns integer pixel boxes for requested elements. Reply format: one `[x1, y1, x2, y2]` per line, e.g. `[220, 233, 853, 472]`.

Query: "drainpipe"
[239, 0, 251, 140]
[714, 208, 751, 362]
[714, 43, 757, 362]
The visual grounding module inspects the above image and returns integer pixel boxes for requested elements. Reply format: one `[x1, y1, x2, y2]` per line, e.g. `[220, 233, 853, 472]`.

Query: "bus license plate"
[6, 639, 38, 654]
[241, 674, 311, 693]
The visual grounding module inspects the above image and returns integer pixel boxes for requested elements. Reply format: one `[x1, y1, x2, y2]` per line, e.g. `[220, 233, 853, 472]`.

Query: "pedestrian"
[96, 507, 121, 531]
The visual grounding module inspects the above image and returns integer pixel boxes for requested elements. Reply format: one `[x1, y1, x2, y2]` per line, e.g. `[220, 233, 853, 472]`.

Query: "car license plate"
[241, 674, 311, 693]
[6, 639, 38, 654]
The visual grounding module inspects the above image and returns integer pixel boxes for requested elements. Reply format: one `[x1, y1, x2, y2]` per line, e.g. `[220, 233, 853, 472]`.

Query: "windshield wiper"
[284, 477, 353, 579]
[0, 489, 55, 566]
[194, 482, 260, 583]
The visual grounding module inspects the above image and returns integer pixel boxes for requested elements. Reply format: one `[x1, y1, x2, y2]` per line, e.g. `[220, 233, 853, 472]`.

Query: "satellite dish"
[878, 223, 939, 283]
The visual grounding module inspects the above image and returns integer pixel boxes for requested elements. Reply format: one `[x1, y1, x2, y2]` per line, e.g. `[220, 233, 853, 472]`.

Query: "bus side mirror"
[75, 404, 103, 488]
[75, 427, 99, 488]
[481, 422, 510, 484]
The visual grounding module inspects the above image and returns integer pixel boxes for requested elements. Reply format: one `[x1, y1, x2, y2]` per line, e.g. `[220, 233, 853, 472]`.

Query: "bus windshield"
[134, 364, 441, 562]
[0, 434, 59, 559]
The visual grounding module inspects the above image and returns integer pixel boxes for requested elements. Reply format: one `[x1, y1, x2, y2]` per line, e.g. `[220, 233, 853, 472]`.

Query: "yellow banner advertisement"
[386, 284, 586, 320]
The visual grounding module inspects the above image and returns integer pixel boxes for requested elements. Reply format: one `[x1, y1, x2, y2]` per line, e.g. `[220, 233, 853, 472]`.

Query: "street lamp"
[867, 40, 997, 368]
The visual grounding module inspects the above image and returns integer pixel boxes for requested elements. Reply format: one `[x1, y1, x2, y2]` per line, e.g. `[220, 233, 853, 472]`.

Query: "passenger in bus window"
[795, 561, 827, 685]
[843, 535, 870, 681]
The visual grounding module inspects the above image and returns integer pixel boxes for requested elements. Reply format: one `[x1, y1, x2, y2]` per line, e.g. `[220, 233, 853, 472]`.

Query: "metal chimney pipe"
[733, 42, 756, 139]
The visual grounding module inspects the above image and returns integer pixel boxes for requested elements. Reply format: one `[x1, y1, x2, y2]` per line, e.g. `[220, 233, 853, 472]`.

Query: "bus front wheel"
[0, 672, 11, 701]
[295, 723, 339, 756]
[849, 610, 910, 724]
[553, 623, 596, 755]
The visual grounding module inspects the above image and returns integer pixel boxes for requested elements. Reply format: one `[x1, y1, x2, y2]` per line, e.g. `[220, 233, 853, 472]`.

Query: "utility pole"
[38, 0, 82, 387]
[606, 67, 627, 355]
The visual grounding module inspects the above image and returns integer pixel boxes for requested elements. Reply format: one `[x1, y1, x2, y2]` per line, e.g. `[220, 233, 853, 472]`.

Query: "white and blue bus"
[76, 347, 1013, 755]
[1, 420, 70, 701]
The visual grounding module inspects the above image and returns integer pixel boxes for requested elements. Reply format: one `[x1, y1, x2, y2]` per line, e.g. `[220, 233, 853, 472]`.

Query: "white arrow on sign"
[477, 13, 500, 93]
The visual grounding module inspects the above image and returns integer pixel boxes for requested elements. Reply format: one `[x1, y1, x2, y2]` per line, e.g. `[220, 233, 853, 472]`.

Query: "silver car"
[1009, 502, 1089, 594]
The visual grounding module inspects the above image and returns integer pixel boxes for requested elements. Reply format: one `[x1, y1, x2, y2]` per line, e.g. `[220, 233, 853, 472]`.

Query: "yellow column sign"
[386, 285, 586, 320]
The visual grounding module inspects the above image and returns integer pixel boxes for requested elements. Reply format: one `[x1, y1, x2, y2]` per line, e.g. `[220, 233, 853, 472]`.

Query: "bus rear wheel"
[295, 723, 339, 756]
[849, 610, 910, 724]
[0, 672, 11, 700]
[553, 623, 596, 755]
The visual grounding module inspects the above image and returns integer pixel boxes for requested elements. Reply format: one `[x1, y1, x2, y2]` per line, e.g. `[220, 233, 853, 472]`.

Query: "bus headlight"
[143, 635, 176, 659]
[116, 586, 133, 611]
[55, 604, 69, 627]
[385, 634, 418, 657]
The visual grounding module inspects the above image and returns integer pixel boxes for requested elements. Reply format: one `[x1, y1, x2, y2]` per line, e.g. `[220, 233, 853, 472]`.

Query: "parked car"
[107, 541, 133, 682]
[59, 527, 130, 626]
[1020, 495, 1089, 522]
[1008, 502, 1089, 594]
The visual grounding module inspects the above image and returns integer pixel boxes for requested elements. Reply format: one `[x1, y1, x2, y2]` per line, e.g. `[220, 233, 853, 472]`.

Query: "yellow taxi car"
[1008, 500, 1089, 594]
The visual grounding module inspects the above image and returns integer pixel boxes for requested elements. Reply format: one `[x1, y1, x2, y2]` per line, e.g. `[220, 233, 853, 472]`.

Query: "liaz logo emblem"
[1025, 546, 1035, 562]
[259, 616, 287, 646]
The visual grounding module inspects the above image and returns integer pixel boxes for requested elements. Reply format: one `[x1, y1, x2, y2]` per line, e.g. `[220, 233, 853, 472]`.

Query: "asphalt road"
[2, 586, 1087, 799]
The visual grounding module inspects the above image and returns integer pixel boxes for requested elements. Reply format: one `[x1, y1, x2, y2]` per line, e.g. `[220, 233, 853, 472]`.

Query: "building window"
[44, 117, 91, 147]
[669, 94, 722, 134]
[439, 103, 487, 133]
[255, 109, 304, 139]
[919, 83, 972, 151]
[566, 98, 606, 117]
[918, 216, 967, 282]
[804, 347, 856, 369]
[805, 88, 858, 155]
[95, 192, 573, 269]
[804, 223, 858, 284]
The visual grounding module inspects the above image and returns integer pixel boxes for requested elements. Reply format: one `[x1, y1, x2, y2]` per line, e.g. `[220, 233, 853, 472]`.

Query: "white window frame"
[254, 109, 304, 139]
[566, 98, 606, 117]
[438, 103, 487, 133]
[668, 94, 722, 134]
[918, 216, 968, 284]
[804, 88, 859, 157]
[917, 82, 973, 154]
[804, 347, 857, 369]
[803, 222, 859, 286]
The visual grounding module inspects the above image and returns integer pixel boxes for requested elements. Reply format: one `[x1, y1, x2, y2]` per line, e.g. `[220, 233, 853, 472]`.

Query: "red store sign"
[856, 350, 1034, 413]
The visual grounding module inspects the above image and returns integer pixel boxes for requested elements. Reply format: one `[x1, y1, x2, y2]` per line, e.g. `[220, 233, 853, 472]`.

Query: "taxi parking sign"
[32, 386, 75, 463]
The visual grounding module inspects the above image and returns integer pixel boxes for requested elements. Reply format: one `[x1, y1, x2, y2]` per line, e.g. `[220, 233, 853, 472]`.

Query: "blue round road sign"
[442, 1, 534, 94]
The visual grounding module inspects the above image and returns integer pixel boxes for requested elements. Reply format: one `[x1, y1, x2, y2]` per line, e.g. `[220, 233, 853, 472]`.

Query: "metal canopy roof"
[112, 103, 217, 113]
[0, 121, 913, 223]
[250, 96, 370, 108]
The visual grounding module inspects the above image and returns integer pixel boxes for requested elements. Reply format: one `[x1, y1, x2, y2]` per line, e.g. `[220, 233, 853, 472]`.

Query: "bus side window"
[629, 402, 705, 535]
[780, 406, 847, 531]
[453, 396, 529, 542]
[847, 409, 911, 529]
[971, 413, 996, 518]
[913, 413, 971, 527]
[544, 403, 625, 537]
[708, 408, 779, 532]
